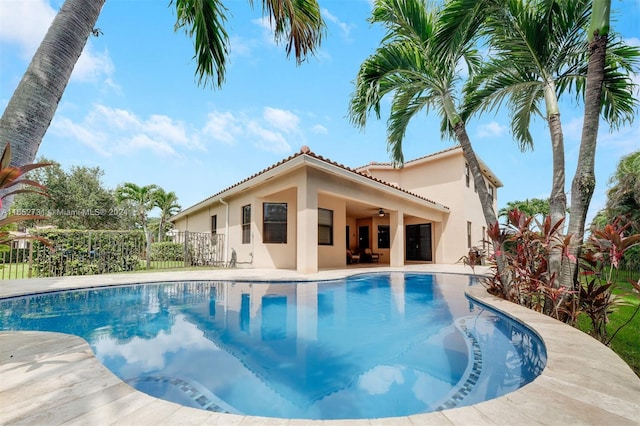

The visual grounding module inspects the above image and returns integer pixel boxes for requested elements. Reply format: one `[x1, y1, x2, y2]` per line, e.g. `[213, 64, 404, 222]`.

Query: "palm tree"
[563, 0, 639, 288]
[596, 151, 640, 235]
[349, 0, 509, 294]
[452, 0, 637, 284]
[153, 188, 181, 242]
[116, 183, 158, 269]
[0, 0, 324, 210]
[498, 198, 550, 220]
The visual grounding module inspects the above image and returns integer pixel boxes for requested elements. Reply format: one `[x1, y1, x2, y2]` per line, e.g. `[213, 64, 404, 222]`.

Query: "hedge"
[31, 230, 145, 277]
[151, 242, 184, 261]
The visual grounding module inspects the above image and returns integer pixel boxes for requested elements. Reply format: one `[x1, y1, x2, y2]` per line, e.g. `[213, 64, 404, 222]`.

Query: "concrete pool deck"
[1, 264, 639, 425]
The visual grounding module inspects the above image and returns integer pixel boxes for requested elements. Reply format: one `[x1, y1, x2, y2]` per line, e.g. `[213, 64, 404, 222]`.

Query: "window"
[318, 208, 333, 245]
[242, 205, 251, 244]
[263, 203, 287, 243]
[378, 225, 390, 249]
[211, 215, 217, 235]
[488, 184, 494, 200]
[467, 221, 472, 248]
[465, 163, 470, 187]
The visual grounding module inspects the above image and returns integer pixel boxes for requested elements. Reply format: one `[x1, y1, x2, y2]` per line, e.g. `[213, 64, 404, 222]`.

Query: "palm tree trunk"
[0, 0, 105, 209]
[547, 112, 567, 284]
[562, 1, 610, 291]
[454, 122, 510, 296]
[158, 218, 165, 242]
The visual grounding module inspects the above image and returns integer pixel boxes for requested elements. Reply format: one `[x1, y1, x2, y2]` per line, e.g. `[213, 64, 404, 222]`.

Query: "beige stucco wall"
[173, 151, 489, 272]
[363, 149, 498, 264]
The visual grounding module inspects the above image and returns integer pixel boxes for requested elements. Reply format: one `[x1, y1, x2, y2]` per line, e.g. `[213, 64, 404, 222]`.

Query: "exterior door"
[406, 224, 432, 261]
[358, 226, 369, 250]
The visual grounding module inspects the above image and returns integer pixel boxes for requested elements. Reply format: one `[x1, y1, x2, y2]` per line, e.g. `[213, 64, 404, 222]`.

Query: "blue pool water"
[0, 273, 546, 419]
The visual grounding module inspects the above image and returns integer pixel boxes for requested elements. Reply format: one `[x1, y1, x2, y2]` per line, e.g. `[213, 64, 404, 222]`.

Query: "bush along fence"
[0, 230, 225, 279]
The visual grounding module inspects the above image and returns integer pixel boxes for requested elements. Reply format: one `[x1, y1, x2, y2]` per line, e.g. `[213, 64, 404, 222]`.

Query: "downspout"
[220, 198, 229, 266]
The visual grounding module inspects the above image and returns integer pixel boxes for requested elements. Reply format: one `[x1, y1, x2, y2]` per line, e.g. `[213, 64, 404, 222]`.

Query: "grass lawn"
[0, 263, 31, 280]
[575, 277, 640, 378]
[1, 261, 218, 279]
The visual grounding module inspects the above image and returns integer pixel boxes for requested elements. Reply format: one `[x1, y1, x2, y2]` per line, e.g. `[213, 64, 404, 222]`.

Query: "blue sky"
[1, 0, 639, 224]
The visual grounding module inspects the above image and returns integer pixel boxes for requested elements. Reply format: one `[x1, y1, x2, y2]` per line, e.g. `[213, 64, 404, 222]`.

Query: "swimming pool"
[0, 272, 546, 420]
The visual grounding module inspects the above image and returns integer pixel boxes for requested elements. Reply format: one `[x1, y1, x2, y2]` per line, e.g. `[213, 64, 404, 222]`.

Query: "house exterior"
[170, 145, 502, 273]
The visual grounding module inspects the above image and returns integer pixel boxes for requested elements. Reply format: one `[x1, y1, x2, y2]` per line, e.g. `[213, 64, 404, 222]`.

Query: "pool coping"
[1, 264, 639, 425]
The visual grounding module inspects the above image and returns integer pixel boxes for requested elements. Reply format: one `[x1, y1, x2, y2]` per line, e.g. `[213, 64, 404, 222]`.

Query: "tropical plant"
[498, 198, 550, 219]
[153, 188, 181, 242]
[348, 0, 510, 294]
[0, 0, 325, 212]
[483, 208, 575, 320]
[116, 183, 158, 268]
[578, 218, 640, 344]
[563, 0, 640, 290]
[591, 151, 640, 236]
[446, 0, 638, 286]
[0, 144, 52, 251]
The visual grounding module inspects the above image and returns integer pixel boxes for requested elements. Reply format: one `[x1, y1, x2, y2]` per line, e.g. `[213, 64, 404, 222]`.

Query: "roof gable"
[172, 146, 450, 221]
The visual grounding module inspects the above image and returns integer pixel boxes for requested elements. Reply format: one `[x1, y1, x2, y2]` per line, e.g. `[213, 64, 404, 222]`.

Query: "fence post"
[28, 241, 33, 278]
[184, 230, 189, 268]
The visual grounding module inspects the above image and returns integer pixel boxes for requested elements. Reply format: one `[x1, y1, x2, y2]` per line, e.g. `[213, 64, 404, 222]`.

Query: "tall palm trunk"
[453, 121, 510, 296]
[0, 0, 105, 171]
[158, 218, 165, 242]
[442, 94, 509, 292]
[562, 0, 611, 290]
[544, 81, 567, 286]
[140, 214, 152, 269]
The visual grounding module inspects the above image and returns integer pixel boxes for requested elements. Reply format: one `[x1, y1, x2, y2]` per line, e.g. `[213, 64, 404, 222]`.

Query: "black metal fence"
[0, 231, 226, 279]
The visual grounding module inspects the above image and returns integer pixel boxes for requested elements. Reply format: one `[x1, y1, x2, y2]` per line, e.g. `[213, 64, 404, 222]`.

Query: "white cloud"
[264, 107, 300, 133]
[252, 16, 279, 48]
[0, 0, 55, 55]
[52, 104, 203, 157]
[55, 103, 304, 157]
[477, 121, 508, 138]
[321, 8, 354, 40]
[0, 0, 115, 86]
[203, 111, 243, 145]
[203, 107, 302, 154]
[72, 47, 115, 84]
[54, 116, 111, 157]
[247, 121, 291, 153]
[311, 124, 328, 134]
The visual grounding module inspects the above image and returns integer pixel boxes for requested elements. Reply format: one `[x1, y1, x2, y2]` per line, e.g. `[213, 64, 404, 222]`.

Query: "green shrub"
[151, 242, 184, 261]
[31, 230, 144, 277]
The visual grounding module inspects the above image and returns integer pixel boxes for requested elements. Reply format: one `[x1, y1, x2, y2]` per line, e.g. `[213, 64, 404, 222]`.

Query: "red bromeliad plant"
[0, 143, 52, 251]
[483, 208, 575, 320]
[578, 218, 640, 344]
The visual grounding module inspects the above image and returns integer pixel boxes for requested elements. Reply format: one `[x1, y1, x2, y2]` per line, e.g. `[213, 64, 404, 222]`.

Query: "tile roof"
[356, 145, 461, 169]
[172, 146, 449, 220]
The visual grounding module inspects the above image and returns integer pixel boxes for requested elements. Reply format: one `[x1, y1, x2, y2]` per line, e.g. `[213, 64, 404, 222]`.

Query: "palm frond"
[370, 0, 435, 46]
[172, 0, 229, 88]
[259, 0, 325, 63]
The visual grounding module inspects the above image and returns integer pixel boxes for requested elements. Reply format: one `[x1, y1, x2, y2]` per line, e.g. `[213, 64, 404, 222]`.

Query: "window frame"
[465, 163, 470, 187]
[467, 221, 472, 248]
[211, 215, 217, 235]
[318, 208, 333, 246]
[242, 205, 251, 244]
[263, 202, 288, 244]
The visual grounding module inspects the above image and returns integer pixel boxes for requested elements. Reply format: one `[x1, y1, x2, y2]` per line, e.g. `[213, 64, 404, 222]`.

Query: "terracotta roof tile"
[174, 146, 449, 219]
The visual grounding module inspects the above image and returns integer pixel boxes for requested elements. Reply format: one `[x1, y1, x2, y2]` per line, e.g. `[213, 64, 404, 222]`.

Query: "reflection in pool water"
[0, 273, 546, 419]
